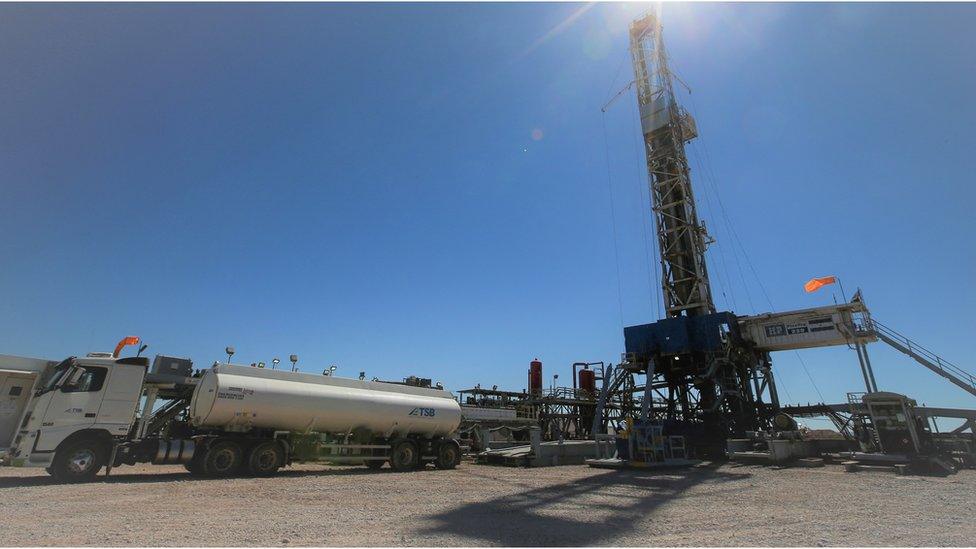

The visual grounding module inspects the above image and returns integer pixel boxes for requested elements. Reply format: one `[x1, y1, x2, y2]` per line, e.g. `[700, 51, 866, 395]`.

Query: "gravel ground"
[0, 461, 973, 546]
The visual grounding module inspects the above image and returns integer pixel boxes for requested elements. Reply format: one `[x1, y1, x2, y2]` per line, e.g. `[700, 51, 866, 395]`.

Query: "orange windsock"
[804, 276, 837, 293]
[113, 336, 141, 358]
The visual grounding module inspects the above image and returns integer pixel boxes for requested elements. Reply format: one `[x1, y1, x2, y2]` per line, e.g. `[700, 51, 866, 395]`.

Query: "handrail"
[540, 386, 598, 401]
[869, 318, 976, 391]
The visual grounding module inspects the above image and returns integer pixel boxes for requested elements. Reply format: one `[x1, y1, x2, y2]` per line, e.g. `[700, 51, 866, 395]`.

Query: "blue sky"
[1, 3, 974, 415]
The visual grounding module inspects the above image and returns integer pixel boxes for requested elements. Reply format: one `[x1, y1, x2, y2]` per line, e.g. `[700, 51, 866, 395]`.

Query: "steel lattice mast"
[589, 10, 781, 455]
[630, 12, 715, 318]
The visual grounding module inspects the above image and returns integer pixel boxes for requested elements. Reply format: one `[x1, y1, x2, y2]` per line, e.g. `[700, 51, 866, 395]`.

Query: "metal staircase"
[846, 392, 878, 451]
[868, 319, 976, 398]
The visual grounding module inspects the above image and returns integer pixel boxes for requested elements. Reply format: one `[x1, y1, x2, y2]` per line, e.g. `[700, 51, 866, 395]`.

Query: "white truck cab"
[2, 350, 149, 479]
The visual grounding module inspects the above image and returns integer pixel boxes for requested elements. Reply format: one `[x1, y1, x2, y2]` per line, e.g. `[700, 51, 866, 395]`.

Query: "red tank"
[578, 368, 596, 396]
[529, 359, 543, 396]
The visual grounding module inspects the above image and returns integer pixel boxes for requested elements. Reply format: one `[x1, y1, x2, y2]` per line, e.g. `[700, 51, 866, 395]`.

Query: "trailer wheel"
[390, 440, 419, 472]
[50, 438, 105, 482]
[246, 441, 284, 476]
[203, 440, 243, 477]
[435, 440, 461, 470]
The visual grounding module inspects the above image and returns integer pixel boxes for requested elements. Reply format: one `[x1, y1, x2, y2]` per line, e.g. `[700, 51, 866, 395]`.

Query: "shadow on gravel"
[0, 465, 392, 489]
[420, 463, 751, 546]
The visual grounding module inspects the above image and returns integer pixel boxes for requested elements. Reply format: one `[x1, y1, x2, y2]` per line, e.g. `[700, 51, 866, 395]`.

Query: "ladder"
[847, 392, 878, 451]
[869, 319, 976, 398]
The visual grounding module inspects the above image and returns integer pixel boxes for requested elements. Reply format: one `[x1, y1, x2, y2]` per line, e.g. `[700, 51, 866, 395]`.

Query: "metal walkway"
[869, 318, 976, 398]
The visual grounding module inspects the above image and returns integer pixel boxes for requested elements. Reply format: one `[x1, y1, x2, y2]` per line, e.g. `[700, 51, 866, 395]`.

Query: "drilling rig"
[594, 11, 782, 456]
[594, 10, 976, 465]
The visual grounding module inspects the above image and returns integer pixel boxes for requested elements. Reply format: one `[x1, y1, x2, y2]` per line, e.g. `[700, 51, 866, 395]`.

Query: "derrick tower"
[596, 11, 780, 454]
[630, 12, 714, 319]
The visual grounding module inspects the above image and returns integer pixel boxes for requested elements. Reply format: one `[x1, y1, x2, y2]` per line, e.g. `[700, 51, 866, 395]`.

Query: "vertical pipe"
[854, 343, 874, 394]
[861, 344, 879, 393]
[641, 387, 651, 421]
[765, 363, 781, 408]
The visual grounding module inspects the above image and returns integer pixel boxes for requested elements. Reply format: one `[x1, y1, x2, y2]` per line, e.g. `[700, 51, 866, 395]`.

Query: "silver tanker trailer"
[0, 341, 462, 482]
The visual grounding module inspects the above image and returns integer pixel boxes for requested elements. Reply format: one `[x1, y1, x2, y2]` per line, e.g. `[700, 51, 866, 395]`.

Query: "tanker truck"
[0, 340, 462, 482]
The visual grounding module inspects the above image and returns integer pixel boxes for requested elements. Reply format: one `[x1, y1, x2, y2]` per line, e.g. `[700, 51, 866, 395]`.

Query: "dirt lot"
[0, 461, 973, 546]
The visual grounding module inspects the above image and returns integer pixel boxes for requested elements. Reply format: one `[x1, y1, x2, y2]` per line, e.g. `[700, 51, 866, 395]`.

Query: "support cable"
[688, 139, 736, 312]
[696, 128, 824, 402]
[780, 381, 795, 406]
[605, 50, 661, 319]
[795, 353, 827, 403]
[602, 54, 629, 108]
[683, 90, 825, 405]
[629, 100, 663, 318]
[683, 95, 756, 314]
[601, 112, 627, 331]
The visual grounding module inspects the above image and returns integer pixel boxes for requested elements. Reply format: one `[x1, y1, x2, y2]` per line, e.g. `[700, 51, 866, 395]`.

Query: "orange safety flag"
[113, 336, 141, 358]
[804, 276, 837, 293]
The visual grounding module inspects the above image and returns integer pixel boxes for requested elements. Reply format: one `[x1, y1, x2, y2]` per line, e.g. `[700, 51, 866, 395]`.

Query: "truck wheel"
[390, 440, 419, 472]
[364, 443, 386, 470]
[435, 440, 461, 470]
[185, 448, 207, 476]
[203, 440, 243, 477]
[51, 439, 105, 482]
[246, 441, 283, 476]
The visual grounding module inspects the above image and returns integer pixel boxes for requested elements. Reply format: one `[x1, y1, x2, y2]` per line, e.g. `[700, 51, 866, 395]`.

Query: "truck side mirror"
[63, 367, 85, 389]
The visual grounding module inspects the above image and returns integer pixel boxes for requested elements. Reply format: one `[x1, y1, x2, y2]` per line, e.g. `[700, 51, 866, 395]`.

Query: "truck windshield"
[36, 358, 75, 395]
